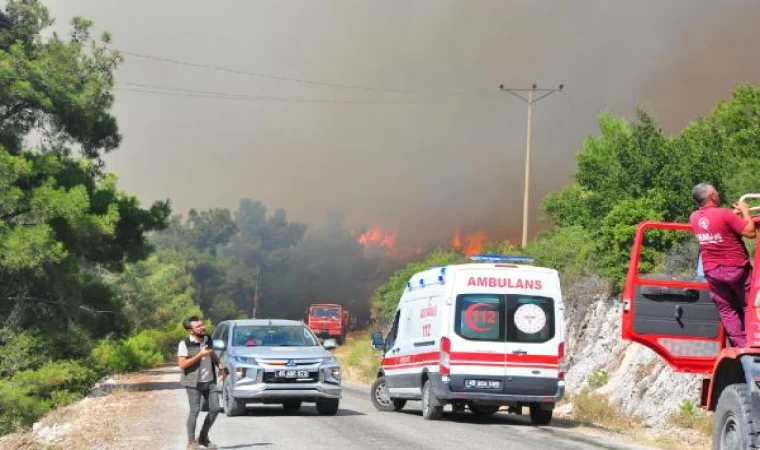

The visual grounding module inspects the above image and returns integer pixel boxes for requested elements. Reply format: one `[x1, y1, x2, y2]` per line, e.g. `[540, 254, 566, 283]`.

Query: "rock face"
[562, 275, 703, 426]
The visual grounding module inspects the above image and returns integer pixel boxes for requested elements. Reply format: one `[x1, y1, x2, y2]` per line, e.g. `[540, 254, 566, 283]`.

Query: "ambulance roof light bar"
[469, 254, 535, 265]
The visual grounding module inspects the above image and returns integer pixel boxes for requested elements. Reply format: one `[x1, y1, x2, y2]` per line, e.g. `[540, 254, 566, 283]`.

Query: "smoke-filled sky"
[43, 0, 760, 249]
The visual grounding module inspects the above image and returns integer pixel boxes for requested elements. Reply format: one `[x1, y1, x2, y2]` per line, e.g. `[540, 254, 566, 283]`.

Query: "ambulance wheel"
[529, 404, 553, 425]
[371, 377, 395, 412]
[316, 399, 340, 416]
[470, 404, 501, 416]
[422, 380, 444, 420]
[713, 384, 753, 450]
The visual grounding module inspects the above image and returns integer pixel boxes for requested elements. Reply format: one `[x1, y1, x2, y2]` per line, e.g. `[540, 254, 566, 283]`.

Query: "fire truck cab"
[622, 194, 760, 449]
[369, 255, 566, 424]
[308, 303, 348, 345]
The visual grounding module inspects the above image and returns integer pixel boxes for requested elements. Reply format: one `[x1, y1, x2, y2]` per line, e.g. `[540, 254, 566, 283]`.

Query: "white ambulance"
[369, 255, 565, 424]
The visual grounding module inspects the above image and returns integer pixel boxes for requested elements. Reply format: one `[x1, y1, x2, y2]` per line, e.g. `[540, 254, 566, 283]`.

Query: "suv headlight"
[234, 355, 258, 364]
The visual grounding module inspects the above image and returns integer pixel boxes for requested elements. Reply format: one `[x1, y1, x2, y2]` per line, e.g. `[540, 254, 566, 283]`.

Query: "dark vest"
[179, 336, 218, 388]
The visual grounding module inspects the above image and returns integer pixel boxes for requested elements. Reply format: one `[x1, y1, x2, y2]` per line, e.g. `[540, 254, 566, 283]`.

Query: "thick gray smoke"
[44, 0, 760, 248]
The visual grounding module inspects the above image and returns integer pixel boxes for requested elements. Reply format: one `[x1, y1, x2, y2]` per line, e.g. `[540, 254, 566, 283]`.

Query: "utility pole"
[499, 83, 564, 248]
[252, 266, 260, 318]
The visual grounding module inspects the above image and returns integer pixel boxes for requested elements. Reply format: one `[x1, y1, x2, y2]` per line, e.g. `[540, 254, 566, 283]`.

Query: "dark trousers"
[705, 265, 752, 348]
[185, 382, 219, 441]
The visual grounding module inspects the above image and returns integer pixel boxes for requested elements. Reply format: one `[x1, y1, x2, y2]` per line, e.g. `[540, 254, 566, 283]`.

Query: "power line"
[121, 50, 466, 97]
[113, 86, 417, 105]
[0, 74, 419, 105]
[1, 32, 470, 97]
[117, 81, 416, 103]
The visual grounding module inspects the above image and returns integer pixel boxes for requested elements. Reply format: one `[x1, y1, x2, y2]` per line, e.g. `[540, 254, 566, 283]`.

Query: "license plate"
[465, 379, 502, 390]
[276, 370, 310, 378]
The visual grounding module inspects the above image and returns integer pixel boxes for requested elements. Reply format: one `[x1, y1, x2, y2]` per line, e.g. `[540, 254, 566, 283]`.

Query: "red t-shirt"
[690, 205, 751, 271]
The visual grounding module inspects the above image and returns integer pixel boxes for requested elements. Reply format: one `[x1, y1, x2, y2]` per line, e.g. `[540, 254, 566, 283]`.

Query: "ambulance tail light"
[558, 342, 566, 381]
[440, 336, 451, 377]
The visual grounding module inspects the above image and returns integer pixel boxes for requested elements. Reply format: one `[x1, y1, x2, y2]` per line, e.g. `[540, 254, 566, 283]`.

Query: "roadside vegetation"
[3, 0, 760, 442]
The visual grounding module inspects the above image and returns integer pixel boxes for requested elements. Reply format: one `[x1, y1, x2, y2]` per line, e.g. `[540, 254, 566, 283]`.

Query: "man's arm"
[733, 202, 757, 238]
[177, 346, 213, 370]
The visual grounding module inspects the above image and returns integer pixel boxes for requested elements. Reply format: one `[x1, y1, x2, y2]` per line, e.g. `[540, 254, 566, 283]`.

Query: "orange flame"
[452, 228, 487, 257]
[358, 224, 398, 252]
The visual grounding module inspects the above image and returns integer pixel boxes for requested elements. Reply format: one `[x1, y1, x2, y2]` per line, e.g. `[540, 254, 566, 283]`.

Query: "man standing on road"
[690, 183, 757, 348]
[178, 316, 226, 450]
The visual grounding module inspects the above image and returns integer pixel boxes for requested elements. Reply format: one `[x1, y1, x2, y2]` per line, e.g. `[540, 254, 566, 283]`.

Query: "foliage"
[0, 0, 170, 334]
[571, 389, 633, 431]
[371, 249, 464, 323]
[587, 369, 609, 389]
[668, 399, 712, 435]
[92, 329, 167, 373]
[541, 85, 760, 284]
[0, 360, 100, 434]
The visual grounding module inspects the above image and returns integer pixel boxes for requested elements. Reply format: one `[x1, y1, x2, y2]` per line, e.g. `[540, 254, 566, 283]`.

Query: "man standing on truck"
[177, 316, 226, 450]
[689, 183, 756, 348]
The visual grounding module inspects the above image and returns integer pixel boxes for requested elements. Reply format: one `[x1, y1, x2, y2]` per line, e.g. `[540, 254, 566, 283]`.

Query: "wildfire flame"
[452, 228, 487, 257]
[358, 224, 398, 252]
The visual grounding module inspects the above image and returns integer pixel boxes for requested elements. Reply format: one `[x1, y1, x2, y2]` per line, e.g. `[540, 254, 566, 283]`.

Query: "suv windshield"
[232, 325, 320, 347]
[311, 308, 340, 319]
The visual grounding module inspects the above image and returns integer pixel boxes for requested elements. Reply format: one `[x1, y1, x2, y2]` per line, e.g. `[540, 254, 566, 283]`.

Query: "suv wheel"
[282, 400, 302, 411]
[223, 380, 246, 417]
[316, 398, 339, 416]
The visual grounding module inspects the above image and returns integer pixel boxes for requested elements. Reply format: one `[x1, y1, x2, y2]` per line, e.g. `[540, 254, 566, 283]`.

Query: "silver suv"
[211, 319, 342, 416]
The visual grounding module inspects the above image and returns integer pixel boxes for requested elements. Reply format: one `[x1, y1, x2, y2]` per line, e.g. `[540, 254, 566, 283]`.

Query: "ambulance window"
[506, 295, 554, 343]
[454, 294, 505, 341]
[385, 311, 401, 349]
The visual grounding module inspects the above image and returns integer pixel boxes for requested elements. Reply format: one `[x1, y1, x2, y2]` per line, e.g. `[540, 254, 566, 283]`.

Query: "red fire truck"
[622, 194, 760, 449]
[308, 303, 349, 345]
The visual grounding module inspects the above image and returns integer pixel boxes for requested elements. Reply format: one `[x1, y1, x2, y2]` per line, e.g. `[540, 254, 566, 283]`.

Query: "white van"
[370, 255, 565, 424]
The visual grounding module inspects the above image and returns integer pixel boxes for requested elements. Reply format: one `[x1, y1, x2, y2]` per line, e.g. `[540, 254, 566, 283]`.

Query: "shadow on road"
[220, 444, 273, 449]
[395, 409, 582, 429]
[123, 381, 184, 392]
[235, 406, 365, 417]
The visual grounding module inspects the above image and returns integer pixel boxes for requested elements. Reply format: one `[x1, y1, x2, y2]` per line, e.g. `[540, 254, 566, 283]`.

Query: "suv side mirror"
[323, 338, 337, 350]
[212, 339, 226, 351]
[371, 331, 384, 350]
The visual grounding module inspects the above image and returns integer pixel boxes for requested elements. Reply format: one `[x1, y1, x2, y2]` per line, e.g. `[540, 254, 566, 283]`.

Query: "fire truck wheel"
[422, 380, 444, 420]
[713, 384, 754, 450]
[529, 404, 553, 425]
[371, 377, 396, 412]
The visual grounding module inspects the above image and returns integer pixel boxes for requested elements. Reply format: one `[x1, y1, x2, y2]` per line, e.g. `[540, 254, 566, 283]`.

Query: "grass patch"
[571, 390, 634, 431]
[334, 331, 380, 385]
[587, 369, 609, 389]
[668, 399, 712, 436]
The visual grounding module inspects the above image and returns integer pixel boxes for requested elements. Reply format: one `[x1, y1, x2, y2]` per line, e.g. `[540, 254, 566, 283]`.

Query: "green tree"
[0, 1, 169, 335]
[371, 249, 464, 323]
[541, 86, 760, 284]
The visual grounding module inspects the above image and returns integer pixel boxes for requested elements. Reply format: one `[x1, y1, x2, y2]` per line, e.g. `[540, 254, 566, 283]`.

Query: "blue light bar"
[469, 254, 535, 264]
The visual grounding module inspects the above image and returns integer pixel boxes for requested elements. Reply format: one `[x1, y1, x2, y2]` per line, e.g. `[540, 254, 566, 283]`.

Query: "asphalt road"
[161, 378, 658, 450]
